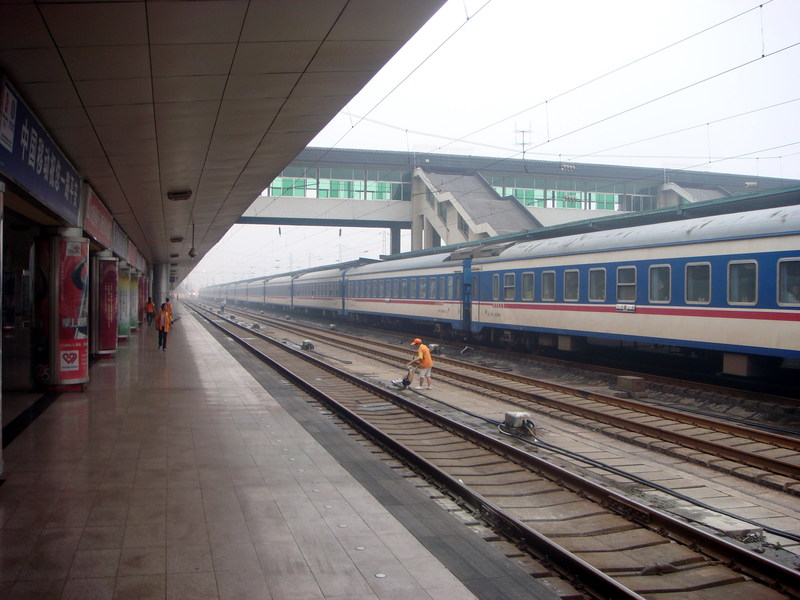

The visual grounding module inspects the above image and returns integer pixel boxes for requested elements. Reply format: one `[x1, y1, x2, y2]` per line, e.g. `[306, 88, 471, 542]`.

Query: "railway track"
[189, 303, 800, 600]
[208, 304, 800, 492]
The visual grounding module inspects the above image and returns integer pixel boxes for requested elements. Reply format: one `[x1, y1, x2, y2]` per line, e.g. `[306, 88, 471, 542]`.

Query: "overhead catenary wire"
[196, 1, 799, 287]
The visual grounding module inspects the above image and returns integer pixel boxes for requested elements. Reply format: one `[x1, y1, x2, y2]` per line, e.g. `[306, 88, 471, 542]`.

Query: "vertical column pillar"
[117, 262, 130, 341]
[411, 175, 424, 252]
[389, 226, 402, 255]
[90, 251, 117, 356]
[152, 263, 170, 310]
[129, 271, 139, 332]
[0, 181, 4, 475]
[51, 230, 90, 389]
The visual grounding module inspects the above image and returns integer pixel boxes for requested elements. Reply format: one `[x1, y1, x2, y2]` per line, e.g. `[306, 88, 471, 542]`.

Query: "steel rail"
[210, 305, 800, 481]
[191, 304, 800, 600]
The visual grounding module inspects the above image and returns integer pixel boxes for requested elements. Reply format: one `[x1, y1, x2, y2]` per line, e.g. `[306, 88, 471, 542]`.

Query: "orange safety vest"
[155, 310, 171, 332]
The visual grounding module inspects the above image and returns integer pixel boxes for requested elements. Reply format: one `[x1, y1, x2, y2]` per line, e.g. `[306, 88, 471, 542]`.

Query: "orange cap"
[411, 338, 422, 345]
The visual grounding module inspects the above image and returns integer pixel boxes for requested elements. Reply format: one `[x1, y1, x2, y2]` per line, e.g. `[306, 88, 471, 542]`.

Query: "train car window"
[564, 270, 579, 301]
[492, 274, 500, 301]
[778, 259, 800, 304]
[589, 268, 605, 301]
[393, 279, 399, 299]
[378, 280, 384, 298]
[649, 265, 671, 303]
[401, 278, 408, 299]
[685, 263, 710, 304]
[521, 272, 534, 300]
[728, 261, 757, 305]
[616, 266, 636, 302]
[447, 276, 454, 300]
[504, 273, 515, 301]
[542, 271, 556, 301]
[410, 278, 417, 298]
[420, 277, 427, 299]
[429, 277, 437, 299]
[440, 277, 446, 300]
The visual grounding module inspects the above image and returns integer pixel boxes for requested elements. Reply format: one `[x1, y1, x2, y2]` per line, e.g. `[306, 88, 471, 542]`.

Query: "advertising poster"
[98, 258, 117, 353]
[129, 272, 139, 331]
[117, 264, 130, 339]
[56, 237, 89, 383]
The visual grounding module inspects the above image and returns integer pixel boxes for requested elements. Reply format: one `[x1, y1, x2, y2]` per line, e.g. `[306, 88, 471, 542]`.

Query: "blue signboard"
[0, 78, 81, 225]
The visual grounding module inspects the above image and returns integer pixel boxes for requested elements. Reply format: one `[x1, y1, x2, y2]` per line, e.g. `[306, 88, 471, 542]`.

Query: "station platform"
[0, 304, 554, 599]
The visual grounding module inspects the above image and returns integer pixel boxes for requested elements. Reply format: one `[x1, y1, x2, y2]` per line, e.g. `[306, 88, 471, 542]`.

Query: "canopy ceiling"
[0, 0, 445, 283]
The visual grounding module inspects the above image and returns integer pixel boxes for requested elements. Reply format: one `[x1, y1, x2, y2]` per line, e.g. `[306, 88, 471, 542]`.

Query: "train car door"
[461, 261, 472, 336]
[470, 270, 480, 334]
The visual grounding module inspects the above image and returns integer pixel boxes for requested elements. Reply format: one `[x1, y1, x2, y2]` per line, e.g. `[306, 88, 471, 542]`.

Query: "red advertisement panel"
[83, 186, 113, 248]
[98, 258, 118, 353]
[57, 238, 89, 383]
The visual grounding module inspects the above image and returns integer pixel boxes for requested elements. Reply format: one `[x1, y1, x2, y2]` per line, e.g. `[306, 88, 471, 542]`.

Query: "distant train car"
[468, 205, 800, 375]
[343, 254, 466, 336]
[292, 267, 347, 317]
[243, 278, 267, 310]
[264, 274, 293, 311]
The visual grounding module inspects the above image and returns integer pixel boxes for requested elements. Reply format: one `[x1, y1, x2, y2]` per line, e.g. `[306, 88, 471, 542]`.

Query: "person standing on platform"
[145, 297, 156, 326]
[156, 303, 171, 351]
[164, 297, 173, 317]
[408, 337, 433, 390]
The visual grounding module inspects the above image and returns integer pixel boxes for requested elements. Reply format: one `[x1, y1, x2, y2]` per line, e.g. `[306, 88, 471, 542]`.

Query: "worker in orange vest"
[155, 303, 171, 351]
[145, 297, 156, 326]
[408, 337, 433, 389]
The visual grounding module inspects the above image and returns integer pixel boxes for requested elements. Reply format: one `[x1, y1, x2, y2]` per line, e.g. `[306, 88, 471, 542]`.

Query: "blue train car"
[343, 254, 467, 336]
[468, 205, 800, 374]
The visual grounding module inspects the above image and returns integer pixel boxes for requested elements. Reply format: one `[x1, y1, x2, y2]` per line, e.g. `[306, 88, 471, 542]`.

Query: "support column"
[90, 251, 117, 356]
[0, 182, 4, 475]
[117, 262, 130, 341]
[152, 263, 170, 310]
[390, 226, 402, 255]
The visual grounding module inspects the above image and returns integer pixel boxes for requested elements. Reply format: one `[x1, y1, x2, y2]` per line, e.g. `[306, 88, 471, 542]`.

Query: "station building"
[243, 147, 800, 255]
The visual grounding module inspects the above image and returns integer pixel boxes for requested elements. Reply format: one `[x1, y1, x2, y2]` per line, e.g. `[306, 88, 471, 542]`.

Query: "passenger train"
[200, 205, 800, 376]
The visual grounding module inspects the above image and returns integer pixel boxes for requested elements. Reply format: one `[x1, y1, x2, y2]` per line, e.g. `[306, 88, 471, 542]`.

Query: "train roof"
[293, 267, 346, 281]
[494, 204, 800, 261]
[348, 252, 459, 275]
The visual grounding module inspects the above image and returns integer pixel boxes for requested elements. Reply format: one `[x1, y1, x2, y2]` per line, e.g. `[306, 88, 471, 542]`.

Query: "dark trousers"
[158, 330, 168, 349]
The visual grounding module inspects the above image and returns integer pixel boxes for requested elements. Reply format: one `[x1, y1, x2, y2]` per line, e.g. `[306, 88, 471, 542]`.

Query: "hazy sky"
[186, 0, 800, 290]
